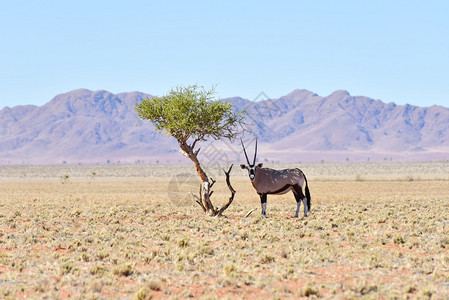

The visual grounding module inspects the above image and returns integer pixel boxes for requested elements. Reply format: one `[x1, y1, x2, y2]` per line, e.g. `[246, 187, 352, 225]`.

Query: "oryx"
[240, 139, 311, 218]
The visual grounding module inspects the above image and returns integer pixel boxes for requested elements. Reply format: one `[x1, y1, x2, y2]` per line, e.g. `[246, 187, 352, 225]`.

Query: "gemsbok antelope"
[240, 139, 311, 218]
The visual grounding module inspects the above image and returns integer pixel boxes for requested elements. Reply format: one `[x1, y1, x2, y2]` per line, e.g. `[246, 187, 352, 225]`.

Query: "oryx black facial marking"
[240, 138, 311, 218]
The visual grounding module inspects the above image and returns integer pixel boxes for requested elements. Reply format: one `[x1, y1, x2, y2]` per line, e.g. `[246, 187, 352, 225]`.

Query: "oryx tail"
[304, 173, 311, 211]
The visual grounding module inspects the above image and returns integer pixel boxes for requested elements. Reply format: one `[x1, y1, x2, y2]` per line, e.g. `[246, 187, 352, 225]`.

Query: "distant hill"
[1, 88, 448, 164]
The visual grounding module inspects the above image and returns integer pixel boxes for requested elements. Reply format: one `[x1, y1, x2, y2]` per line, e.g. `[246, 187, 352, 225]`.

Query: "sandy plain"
[0, 162, 448, 299]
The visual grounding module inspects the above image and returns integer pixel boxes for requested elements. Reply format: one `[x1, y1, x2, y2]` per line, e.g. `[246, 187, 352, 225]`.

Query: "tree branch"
[209, 177, 216, 190]
[191, 193, 206, 213]
[191, 138, 202, 152]
[215, 164, 236, 217]
[244, 208, 257, 218]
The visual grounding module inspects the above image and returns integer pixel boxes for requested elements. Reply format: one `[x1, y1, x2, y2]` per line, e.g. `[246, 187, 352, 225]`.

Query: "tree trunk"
[190, 155, 215, 215]
[179, 142, 235, 216]
[179, 142, 215, 215]
[201, 181, 215, 216]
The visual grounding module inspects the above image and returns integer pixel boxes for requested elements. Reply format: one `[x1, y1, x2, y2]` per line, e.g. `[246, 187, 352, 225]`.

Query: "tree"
[135, 85, 246, 216]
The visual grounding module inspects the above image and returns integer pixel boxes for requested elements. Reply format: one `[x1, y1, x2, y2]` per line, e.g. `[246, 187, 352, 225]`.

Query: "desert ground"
[0, 161, 448, 299]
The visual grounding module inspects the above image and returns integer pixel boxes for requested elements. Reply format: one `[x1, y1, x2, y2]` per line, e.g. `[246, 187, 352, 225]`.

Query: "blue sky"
[1, 0, 448, 109]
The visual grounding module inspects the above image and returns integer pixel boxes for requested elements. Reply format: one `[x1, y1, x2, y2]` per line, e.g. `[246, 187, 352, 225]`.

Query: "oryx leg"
[302, 196, 308, 217]
[259, 193, 267, 217]
[293, 193, 301, 218]
[293, 185, 307, 217]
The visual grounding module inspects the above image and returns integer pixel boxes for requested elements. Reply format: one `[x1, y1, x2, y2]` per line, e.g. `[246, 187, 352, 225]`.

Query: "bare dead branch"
[206, 177, 216, 202]
[199, 183, 207, 212]
[216, 164, 236, 217]
[244, 208, 257, 218]
[201, 182, 215, 215]
[224, 165, 236, 194]
[209, 177, 216, 189]
[189, 166, 235, 217]
[190, 192, 206, 213]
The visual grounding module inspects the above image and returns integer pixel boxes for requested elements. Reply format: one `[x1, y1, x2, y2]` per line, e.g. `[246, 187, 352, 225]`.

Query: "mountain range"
[1, 88, 448, 165]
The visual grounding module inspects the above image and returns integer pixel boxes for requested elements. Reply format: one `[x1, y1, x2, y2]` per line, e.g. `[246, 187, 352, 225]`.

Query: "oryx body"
[240, 139, 311, 218]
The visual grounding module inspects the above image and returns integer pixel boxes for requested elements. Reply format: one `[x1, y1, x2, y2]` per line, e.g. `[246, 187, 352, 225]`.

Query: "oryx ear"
[240, 164, 248, 170]
[257, 163, 263, 168]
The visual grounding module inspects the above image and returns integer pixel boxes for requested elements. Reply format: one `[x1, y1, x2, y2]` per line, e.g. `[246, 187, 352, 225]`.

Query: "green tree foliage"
[136, 85, 244, 143]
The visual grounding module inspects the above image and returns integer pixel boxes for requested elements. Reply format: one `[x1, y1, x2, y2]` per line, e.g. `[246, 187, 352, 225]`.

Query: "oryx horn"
[240, 138, 251, 165]
[253, 138, 257, 165]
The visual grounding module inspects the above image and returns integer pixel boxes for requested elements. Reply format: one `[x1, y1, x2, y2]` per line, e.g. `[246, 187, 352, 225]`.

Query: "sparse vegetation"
[60, 174, 70, 184]
[0, 163, 448, 298]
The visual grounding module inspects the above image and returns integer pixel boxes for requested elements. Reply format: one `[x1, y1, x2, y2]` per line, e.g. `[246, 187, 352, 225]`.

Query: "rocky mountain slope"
[1, 88, 448, 164]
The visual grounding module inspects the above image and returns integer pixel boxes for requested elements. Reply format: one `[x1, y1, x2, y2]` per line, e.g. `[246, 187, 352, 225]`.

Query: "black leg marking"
[292, 185, 306, 217]
[260, 194, 267, 217]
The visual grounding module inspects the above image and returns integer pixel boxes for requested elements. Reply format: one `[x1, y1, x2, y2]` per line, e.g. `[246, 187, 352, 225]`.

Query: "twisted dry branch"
[191, 164, 235, 217]
[215, 164, 236, 217]
[244, 208, 257, 218]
